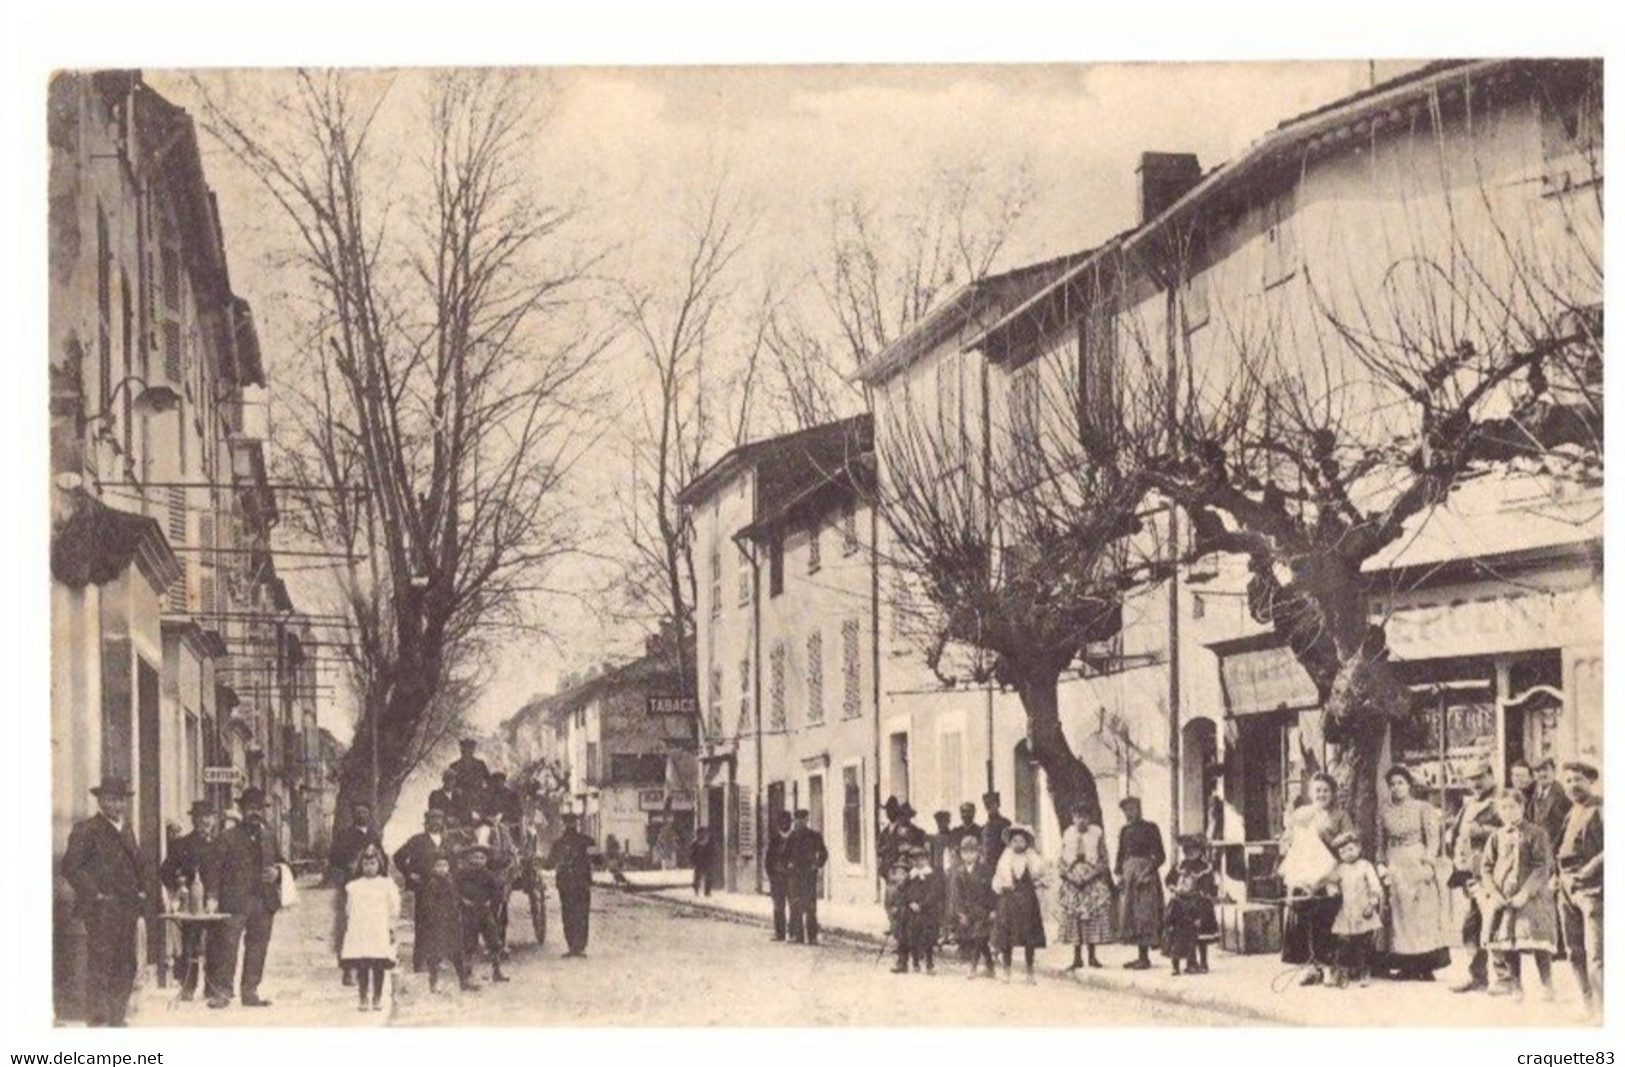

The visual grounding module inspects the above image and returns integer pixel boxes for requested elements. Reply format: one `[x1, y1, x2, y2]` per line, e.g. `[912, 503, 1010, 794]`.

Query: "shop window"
[1394, 678, 1497, 810]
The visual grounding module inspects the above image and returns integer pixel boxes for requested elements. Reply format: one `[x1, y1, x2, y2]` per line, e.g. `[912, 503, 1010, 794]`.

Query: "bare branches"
[194, 69, 605, 825]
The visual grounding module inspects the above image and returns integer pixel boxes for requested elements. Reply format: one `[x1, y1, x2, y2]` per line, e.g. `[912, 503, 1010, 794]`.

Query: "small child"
[1482, 789, 1560, 1001]
[951, 836, 998, 980]
[1328, 831, 1384, 987]
[416, 852, 476, 994]
[894, 846, 945, 975]
[1163, 834, 1219, 976]
[884, 859, 911, 969]
[339, 846, 400, 1011]
[457, 844, 510, 984]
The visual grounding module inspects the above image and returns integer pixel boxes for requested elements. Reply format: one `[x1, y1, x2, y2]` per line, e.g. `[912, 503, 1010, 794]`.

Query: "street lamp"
[77, 375, 182, 434]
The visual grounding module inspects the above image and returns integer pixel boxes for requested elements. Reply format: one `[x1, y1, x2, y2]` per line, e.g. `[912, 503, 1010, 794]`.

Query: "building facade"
[48, 71, 312, 1018]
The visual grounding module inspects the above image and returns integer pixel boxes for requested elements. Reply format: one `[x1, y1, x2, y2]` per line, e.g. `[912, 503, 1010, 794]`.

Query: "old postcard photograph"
[24, 32, 1606, 1041]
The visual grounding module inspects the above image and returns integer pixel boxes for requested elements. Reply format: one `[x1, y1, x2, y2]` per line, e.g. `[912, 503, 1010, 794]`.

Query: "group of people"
[62, 776, 289, 1026]
[872, 791, 1208, 983]
[330, 739, 598, 1007]
[1275, 758, 1602, 1017]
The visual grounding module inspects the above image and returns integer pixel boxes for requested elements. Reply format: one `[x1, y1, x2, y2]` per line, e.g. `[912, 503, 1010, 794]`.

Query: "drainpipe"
[732, 527, 764, 895]
[869, 480, 882, 902]
[980, 349, 996, 794]
[1164, 285, 1183, 839]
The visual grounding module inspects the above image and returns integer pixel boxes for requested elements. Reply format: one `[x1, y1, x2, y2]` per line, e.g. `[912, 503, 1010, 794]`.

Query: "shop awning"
[1216, 643, 1322, 718]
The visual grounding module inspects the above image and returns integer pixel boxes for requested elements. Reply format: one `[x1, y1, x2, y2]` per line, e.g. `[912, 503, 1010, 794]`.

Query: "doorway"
[1182, 719, 1218, 838]
[807, 774, 826, 899]
[705, 785, 727, 887]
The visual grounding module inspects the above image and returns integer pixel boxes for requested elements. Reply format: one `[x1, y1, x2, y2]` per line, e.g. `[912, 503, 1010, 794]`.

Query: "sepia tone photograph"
[39, 53, 1602, 1033]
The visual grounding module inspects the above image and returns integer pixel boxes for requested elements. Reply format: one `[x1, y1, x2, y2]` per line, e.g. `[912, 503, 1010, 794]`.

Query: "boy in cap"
[1481, 789, 1559, 1001]
[894, 845, 945, 974]
[950, 835, 998, 978]
[61, 776, 149, 1026]
[417, 851, 474, 993]
[456, 843, 509, 983]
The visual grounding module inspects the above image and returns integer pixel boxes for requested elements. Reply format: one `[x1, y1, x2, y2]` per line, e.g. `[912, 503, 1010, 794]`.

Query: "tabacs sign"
[647, 696, 698, 716]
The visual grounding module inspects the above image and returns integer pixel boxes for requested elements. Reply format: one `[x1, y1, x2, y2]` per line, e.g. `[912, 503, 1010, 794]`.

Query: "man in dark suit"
[449, 739, 492, 817]
[205, 788, 284, 1008]
[60, 776, 150, 1027]
[764, 811, 793, 941]
[328, 802, 384, 882]
[393, 809, 451, 972]
[427, 769, 459, 822]
[981, 792, 1012, 869]
[955, 802, 983, 849]
[1531, 757, 1576, 960]
[158, 799, 219, 1000]
[784, 809, 829, 945]
[548, 812, 595, 958]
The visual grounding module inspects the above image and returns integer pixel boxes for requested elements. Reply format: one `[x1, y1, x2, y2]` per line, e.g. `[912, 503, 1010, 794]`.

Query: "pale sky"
[143, 61, 1388, 751]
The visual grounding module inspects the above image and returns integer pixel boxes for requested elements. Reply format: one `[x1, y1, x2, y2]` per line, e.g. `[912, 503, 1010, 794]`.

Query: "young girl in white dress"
[340, 845, 401, 1011]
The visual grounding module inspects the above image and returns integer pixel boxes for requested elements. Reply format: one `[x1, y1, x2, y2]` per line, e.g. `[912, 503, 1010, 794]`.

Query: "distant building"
[498, 634, 699, 862]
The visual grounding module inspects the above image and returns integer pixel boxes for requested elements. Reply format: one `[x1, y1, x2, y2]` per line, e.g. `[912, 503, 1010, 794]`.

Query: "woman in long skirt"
[1115, 797, 1166, 970]
[1376, 765, 1452, 980]
[1280, 773, 1355, 985]
[1057, 803, 1115, 970]
[992, 824, 1048, 984]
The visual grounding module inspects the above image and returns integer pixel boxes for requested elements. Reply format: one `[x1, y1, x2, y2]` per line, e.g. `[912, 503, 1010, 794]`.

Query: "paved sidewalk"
[631, 885, 1599, 1028]
[129, 879, 394, 1028]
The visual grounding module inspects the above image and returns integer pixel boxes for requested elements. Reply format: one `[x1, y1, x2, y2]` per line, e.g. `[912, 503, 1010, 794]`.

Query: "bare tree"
[613, 181, 763, 694]
[877, 287, 1166, 825]
[198, 70, 609, 832]
[1123, 62, 1602, 839]
[763, 160, 1037, 432]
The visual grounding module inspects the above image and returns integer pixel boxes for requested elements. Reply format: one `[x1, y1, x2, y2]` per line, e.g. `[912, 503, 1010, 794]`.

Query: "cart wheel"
[530, 889, 547, 945]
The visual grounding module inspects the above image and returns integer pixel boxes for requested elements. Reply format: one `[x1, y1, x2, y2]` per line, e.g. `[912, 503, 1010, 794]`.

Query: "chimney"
[1136, 152, 1203, 225]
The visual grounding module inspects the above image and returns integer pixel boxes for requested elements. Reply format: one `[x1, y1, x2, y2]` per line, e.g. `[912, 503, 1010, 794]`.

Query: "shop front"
[1208, 549, 1602, 907]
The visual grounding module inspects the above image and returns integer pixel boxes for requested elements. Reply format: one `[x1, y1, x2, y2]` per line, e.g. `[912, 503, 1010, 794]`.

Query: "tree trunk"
[1321, 647, 1413, 852]
[1014, 664, 1103, 828]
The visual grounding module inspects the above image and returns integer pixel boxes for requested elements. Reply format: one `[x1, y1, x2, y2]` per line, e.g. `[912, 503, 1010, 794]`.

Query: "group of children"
[336, 833, 518, 1011]
[878, 813, 1399, 988]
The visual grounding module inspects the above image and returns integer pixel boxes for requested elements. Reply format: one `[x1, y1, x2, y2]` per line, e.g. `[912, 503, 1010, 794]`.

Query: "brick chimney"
[1136, 152, 1203, 224]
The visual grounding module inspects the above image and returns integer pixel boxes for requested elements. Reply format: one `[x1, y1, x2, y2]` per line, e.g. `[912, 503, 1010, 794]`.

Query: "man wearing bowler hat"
[206, 787, 285, 1008]
[159, 799, 220, 1000]
[785, 809, 829, 945]
[1448, 762, 1504, 994]
[61, 775, 150, 1026]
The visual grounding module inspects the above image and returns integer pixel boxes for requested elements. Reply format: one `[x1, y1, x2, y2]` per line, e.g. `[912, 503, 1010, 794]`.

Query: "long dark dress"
[549, 829, 594, 954]
[1116, 820, 1167, 947]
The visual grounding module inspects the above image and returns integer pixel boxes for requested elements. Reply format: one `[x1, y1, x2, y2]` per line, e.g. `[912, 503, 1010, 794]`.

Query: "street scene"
[46, 59, 1602, 1029]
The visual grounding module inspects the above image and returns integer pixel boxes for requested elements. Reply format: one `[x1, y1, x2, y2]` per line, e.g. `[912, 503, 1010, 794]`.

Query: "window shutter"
[769, 642, 787, 732]
[841, 617, 862, 720]
[806, 631, 824, 726]
[166, 487, 189, 614]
